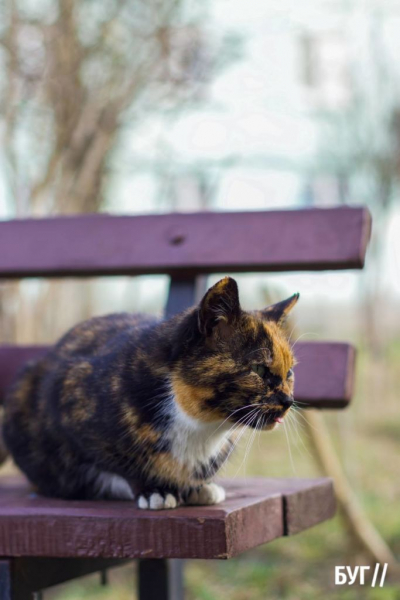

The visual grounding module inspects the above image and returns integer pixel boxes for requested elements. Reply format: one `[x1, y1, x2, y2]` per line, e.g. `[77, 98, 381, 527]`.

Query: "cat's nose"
[274, 391, 293, 410]
[282, 395, 294, 410]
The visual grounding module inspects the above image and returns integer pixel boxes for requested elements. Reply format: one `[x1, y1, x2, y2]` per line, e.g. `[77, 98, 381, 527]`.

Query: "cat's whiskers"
[212, 412, 256, 465]
[242, 413, 262, 476]
[225, 415, 256, 476]
[205, 403, 264, 442]
[256, 413, 266, 452]
[234, 411, 260, 476]
[291, 399, 307, 407]
[231, 410, 261, 478]
[287, 325, 297, 346]
[287, 410, 313, 459]
[199, 420, 248, 480]
[290, 405, 319, 431]
[287, 410, 300, 443]
[212, 408, 259, 459]
[208, 408, 260, 477]
[231, 403, 287, 477]
[290, 332, 320, 350]
[223, 407, 259, 439]
[283, 418, 296, 474]
[285, 412, 298, 453]
[258, 415, 267, 452]
[218, 409, 260, 465]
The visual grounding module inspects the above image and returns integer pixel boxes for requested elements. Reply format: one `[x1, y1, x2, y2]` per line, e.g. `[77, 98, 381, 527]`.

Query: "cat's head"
[170, 277, 299, 431]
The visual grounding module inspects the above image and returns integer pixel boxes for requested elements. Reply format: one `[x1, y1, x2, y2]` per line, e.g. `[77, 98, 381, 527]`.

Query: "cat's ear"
[198, 277, 241, 336]
[261, 293, 299, 325]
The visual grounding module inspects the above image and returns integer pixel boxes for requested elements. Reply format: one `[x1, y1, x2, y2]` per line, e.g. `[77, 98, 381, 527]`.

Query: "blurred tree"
[0, 0, 216, 215]
[0, 0, 231, 343]
[314, 10, 400, 355]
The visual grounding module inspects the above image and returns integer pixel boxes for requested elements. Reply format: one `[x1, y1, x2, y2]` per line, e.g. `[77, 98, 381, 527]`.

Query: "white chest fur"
[167, 401, 231, 471]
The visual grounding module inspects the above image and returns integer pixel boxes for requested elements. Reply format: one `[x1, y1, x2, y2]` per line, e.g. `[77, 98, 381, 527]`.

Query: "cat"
[3, 277, 299, 510]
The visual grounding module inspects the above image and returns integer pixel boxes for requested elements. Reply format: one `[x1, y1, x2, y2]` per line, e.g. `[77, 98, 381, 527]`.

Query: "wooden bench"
[0, 206, 371, 599]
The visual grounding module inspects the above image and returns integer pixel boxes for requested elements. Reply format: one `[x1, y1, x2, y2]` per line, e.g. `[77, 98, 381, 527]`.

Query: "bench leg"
[138, 559, 184, 600]
[0, 561, 33, 600]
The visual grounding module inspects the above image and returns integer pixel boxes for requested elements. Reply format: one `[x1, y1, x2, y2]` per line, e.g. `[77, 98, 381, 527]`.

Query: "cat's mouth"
[242, 407, 290, 430]
[263, 408, 289, 429]
[229, 401, 291, 430]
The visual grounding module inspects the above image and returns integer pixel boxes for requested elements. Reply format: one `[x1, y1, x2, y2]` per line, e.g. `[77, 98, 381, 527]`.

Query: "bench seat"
[0, 476, 335, 560]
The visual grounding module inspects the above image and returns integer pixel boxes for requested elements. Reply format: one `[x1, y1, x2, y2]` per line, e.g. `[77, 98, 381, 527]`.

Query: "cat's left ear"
[198, 277, 241, 336]
[261, 293, 299, 325]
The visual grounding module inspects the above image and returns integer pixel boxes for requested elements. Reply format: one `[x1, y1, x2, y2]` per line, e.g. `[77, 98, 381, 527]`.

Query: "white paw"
[164, 493, 178, 509]
[187, 483, 226, 506]
[137, 492, 178, 510]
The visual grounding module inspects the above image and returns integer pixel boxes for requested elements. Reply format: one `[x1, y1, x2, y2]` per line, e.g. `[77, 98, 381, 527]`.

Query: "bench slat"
[0, 476, 335, 559]
[0, 342, 354, 408]
[0, 207, 371, 278]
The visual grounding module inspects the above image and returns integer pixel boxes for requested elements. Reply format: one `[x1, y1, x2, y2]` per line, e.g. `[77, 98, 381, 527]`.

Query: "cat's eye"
[287, 368, 294, 379]
[251, 364, 266, 378]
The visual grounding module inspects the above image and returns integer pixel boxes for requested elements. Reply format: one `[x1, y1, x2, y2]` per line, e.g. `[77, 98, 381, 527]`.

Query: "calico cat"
[3, 277, 298, 510]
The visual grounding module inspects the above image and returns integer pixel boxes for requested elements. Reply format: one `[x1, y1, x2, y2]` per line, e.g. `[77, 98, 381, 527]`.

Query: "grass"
[3, 344, 400, 600]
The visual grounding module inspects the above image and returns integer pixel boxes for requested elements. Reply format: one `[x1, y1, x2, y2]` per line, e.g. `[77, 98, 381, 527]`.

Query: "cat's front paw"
[137, 491, 179, 510]
[186, 483, 226, 506]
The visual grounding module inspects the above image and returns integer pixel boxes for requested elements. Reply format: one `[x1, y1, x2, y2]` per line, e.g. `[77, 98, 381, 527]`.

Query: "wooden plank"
[0, 476, 283, 559]
[0, 342, 355, 408]
[0, 207, 371, 279]
[283, 479, 336, 536]
[248, 478, 336, 536]
[294, 342, 355, 409]
[0, 476, 334, 559]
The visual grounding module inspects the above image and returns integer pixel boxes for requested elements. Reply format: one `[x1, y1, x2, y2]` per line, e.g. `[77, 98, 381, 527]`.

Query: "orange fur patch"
[150, 452, 194, 486]
[263, 322, 293, 378]
[171, 376, 220, 422]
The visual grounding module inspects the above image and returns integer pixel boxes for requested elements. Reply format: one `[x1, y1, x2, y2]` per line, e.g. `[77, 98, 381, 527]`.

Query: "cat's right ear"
[198, 277, 241, 337]
[261, 293, 299, 325]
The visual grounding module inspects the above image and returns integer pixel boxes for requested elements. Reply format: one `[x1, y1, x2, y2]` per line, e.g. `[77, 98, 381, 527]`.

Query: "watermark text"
[335, 564, 388, 587]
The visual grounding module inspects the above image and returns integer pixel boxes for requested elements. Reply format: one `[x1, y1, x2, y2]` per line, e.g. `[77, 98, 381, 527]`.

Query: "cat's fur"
[3, 277, 298, 509]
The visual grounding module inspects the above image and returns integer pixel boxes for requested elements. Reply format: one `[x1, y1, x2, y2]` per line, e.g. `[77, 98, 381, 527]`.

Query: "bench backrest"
[0, 206, 371, 409]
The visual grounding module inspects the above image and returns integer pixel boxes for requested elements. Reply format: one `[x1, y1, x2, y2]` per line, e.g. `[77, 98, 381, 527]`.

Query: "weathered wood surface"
[0, 207, 371, 279]
[293, 341, 355, 409]
[0, 342, 354, 408]
[0, 476, 335, 559]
